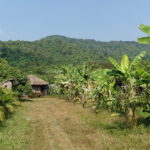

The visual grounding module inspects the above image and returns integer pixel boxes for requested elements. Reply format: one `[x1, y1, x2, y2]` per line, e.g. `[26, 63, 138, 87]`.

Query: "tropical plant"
[0, 88, 19, 122]
[137, 24, 150, 113]
[89, 69, 116, 112]
[55, 64, 92, 105]
[138, 24, 150, 44]
[108, 51, 149, 126]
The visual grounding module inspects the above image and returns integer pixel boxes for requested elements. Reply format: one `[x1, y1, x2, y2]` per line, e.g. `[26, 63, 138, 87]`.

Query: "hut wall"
[0, 81, 12, 89]
[31, 85, 48, 96]
[32, 85, 41, 93]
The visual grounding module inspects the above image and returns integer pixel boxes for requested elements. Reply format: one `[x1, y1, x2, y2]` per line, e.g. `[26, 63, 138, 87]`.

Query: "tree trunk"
[82, 95, 86, 108]
[125, 107, 133, 124]
[125, 107, 129, 124]
[132, 105, 136, 128]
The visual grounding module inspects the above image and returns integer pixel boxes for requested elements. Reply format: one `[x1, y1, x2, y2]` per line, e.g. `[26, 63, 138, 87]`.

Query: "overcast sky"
[0, 0, 149, 41]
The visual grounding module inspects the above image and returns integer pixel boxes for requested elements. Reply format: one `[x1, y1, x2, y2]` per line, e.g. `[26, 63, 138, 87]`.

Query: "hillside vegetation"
[0, 35, 150, 74]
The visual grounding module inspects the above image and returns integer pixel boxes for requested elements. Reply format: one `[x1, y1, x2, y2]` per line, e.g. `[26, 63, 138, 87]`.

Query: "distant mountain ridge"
[0, 35, 150, 72]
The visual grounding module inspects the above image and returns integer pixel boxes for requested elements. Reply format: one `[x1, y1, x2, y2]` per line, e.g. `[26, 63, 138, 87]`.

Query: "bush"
[0, 88, 19, 122]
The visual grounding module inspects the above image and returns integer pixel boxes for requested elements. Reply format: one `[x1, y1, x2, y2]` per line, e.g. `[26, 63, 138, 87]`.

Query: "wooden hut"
[0, 79, 14, 90]
[28, 75, 49, 96]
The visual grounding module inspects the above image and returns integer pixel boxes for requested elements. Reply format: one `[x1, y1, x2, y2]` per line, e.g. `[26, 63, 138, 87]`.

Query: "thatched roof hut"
[28, 75, 49, 85]
[28, 75, 49, 96]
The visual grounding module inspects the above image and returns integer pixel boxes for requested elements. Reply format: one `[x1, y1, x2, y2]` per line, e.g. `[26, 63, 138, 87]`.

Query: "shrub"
[0, 88, 19, 122]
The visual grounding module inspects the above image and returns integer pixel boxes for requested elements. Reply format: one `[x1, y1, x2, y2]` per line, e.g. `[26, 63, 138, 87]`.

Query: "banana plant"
[137, 24, 150, 113]
[55, 64, 92, 104]
[138, 24, 150, 44]
[89, 69, 116, 112]
[108, 51, 147, 126]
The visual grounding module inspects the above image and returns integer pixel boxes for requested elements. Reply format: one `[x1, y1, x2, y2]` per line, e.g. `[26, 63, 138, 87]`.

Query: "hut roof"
[28, 75, 49, 85]
[0, 79, 15, 85]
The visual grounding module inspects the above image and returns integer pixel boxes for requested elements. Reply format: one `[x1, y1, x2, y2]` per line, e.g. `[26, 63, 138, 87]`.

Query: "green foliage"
[0, 35, 150, 76]
[0, 59, 22, 120]
[0, 58, 32, 96]
[12, 73, 32, 97]
[0, 58, 14, 82]
[54, 64, 93, 105]
[138, 37, 150, 44]
[55, 52, 150, 128]
[108, 52, 149, 126]
[0, 88, 19, 122]
[138, 24, 150, 44]
[130, 51, 146, 68]
[139, 24, 150, 35]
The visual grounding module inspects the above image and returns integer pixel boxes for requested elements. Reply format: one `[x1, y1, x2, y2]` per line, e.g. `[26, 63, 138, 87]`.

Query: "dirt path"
[23, 97, 105, 150]
[1, 97, 149, 150]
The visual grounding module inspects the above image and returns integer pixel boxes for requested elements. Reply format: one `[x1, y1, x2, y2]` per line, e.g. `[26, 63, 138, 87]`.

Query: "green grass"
[80, 109, 150, 150]
[0, 107, 29, 150]
[0, 98, 149, 150]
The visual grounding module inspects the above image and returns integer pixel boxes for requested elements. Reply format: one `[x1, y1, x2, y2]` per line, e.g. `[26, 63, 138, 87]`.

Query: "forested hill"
[0, 35, 150, 72]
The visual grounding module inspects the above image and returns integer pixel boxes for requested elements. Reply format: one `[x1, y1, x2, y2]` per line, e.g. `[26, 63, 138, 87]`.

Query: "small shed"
[28, 75, 49, 96]
[0, 79, 14, 90]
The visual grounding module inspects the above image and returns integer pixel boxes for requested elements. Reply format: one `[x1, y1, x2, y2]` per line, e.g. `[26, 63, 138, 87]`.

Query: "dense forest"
[0, 35, 150, 75]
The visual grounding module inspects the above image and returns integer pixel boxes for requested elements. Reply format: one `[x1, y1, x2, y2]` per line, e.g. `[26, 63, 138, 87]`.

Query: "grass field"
[0, 107, 29, 150]
[0, 97, 150, 150]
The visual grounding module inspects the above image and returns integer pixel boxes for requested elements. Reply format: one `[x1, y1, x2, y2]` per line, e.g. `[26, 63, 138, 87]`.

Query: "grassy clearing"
[80, 109, 150, 150]
[0, 106, 29, 150]
[0, 97, 149, 150]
